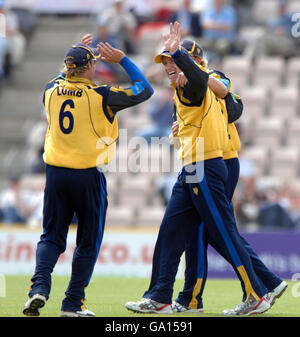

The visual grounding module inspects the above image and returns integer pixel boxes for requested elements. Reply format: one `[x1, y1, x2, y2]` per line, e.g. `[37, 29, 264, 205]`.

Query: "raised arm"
[97, 42, 154, 114]
[164, 22, 208, 103]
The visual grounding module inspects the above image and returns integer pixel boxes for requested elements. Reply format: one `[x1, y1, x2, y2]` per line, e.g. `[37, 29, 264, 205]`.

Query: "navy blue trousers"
[28, 165, 107, 312]
[143, 158, 269, 304]
[175, 158, 282, 308]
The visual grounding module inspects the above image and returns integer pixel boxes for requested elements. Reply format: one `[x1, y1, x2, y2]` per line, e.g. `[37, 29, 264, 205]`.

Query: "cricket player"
[170, 61, 287, 314]
[23, 35, 153, 317]
[125, 22, 271, 316]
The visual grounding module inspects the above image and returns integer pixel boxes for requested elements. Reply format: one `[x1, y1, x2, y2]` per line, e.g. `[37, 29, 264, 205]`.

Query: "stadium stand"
[221, 56, 251, 90]
[252, 0, 279, 25]
[0, 0, 300, 230]
[239, 86, 268, 116]
[105, 206, 136, 227]
[269, 86, 299, 118]
[269, 146, 299, 178]
[253, 57, 285, 87]
[241, 146, 269, 177]
[137, 206, 166, 227]
[286, 57, 300, 85]
[286, 118, 300, 147]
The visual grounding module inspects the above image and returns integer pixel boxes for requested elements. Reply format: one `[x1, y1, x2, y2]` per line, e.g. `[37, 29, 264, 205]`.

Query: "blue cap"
[180, 40, 203, 58]
[64, 43, 100, 69]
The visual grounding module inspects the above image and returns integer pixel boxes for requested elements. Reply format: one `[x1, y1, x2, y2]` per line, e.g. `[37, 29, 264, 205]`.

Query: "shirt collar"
[65, 76, 95, 85]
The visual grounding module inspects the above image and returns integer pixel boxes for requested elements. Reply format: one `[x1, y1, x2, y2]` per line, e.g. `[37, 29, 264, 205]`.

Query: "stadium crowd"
[0, 0, 36, 87]
[0, 0, 300, 230]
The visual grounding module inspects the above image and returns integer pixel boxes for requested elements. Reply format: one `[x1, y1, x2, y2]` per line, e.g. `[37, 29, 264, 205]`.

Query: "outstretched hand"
[81, 34, 93, 46]
[162, 22, 181, 54]
[98, 42, 126, 63]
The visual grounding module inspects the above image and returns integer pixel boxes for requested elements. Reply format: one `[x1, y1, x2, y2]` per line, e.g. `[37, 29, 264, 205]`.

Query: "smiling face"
[162, 56, 181, 83]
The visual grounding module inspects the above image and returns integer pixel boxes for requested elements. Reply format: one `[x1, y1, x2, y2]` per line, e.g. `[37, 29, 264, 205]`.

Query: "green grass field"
[0, 276, 299, 317]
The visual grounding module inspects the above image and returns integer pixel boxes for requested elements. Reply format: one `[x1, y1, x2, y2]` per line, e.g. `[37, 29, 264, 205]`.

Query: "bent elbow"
[145, 85, 154, 99]
[220, 87, 229, 99]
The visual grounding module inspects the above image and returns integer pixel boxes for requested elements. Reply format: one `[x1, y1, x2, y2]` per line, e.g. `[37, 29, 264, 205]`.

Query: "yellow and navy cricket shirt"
[208, 70, 241, 160]
[43, 56, 153, 169]
[171, 48, 228, 166]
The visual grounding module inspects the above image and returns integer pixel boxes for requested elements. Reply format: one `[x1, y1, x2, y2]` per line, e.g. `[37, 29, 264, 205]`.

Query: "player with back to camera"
[22, 34, 153, 317]
[125, 22, 276, 316]
[168, 43, 287, 315]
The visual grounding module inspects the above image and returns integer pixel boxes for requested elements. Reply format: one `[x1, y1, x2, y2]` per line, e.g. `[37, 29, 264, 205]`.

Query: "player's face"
[162, 56, 181, 83]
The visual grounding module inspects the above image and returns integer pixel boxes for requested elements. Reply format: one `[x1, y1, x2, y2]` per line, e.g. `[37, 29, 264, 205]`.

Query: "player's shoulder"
[208, 69, 229, 80]
[44, 79, 60, 93]
[92, 84, 111, 96]
[44, 73, 66, 92]
[209, 69, 232, 91]
[43, 77, 63, 105]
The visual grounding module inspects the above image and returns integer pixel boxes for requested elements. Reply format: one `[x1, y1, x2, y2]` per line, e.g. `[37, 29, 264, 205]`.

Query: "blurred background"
[1, 0, 300, 231]
[0, 0, 300, 278]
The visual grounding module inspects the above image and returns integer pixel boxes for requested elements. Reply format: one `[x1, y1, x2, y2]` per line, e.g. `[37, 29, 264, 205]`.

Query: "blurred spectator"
[257, 187, 296, 229]
[233, 149, 299, 230]
[29, 147, 46, 174]
[0, 34, 6, 81]
[27, 197, 43, 228]
[90, 25, 120, 84]
[233, 152, 258, 227]
[25, 118, 47, 174]
[9, 6, 37, 40]
[269, 0, 294, 35]
[96, 0, 137, 55]
[244, 0, 296, 60]
[0, 0, 26, 77]
[0, 1, 9, 79]
[125, 0, 157, 26]
[94, 60, 119, 85]
[0, 176, 27, 223]
[92, 23, 117, 49]
[169, 0, 202, 38]
[93, 0, 138, 82]
[232, 0, 253, 28]
[200, 0, 237, 60]
[0, 174, 45, 226]
[137, 87, 173, 144]
[0, 206, 3, 221]
[279, 183, 300, 230]
[157, 174, 177, 206]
